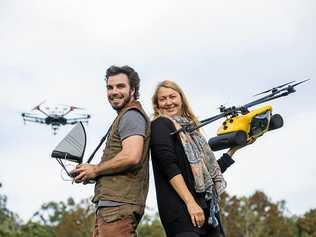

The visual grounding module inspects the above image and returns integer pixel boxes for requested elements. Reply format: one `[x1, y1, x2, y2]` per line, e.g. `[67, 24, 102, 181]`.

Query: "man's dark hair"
[105, 65, 140, 100]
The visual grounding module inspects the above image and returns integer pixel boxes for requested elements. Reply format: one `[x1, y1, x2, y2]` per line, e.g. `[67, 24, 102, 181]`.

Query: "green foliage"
[53, 200, 95, 237]
[18, 222, 53, 237]
[137, 212, 166, 237]
[38, 199, 68, 225]
[220, 191, 301, 237]
[297, 209, 316, 237]
[1, 180, 316, 237]
[36, 198, 95, 237]
[0, 187, 95, 237]
[0, 192, 20, 237]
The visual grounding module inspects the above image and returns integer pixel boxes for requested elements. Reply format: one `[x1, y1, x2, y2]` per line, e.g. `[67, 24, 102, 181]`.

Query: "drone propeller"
[270, 79, 310, 95]
[59, 104, 84, 111]
[243, 79, 310, 109]
[253, 81, 295, 97]
[59, 105, 86, 116]
[172, 78, 310, 134]
[289, 79, 310, 88]
[69, 106, 84, 111]
[31, 100, 49, 116]
[32, 100, 46, 111]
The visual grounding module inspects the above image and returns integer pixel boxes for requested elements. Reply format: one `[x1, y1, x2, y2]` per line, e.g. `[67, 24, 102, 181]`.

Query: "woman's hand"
[169, 175, 205, 228]
[227, 137, 256, 157]
[186, 200, 205, 228]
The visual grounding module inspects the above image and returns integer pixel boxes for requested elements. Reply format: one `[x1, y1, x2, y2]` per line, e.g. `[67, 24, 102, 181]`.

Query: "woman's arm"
[217, 153, 235, 173]
[169, 174, 205, 228]
[217, 138, 256, 173]
[151, 117, 182, 180]
[151, 117, 205, 227]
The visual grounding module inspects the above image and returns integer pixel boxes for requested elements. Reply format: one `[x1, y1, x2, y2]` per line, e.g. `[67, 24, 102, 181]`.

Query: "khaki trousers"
[92, 204, 143, 237]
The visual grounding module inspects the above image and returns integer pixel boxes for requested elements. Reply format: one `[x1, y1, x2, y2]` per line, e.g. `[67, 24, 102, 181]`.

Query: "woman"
[150, 80, 244, 237]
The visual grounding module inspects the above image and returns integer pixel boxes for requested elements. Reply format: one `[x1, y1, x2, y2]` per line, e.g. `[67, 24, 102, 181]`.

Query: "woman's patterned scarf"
[170, 115, 227, 227]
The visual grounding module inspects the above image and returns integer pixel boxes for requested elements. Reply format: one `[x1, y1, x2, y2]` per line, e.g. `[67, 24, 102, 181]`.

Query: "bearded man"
[72, 65, 150, 237]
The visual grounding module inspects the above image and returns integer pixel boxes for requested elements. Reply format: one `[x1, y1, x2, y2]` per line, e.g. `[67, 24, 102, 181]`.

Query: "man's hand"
[70, 164, 98, 184]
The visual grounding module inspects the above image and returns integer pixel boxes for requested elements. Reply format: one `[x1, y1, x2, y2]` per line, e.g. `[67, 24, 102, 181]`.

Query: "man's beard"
[110, 93, 133, 111]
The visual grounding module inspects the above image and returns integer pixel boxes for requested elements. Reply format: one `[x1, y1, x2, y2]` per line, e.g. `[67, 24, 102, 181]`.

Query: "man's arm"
[73, 135, 144, 183]
[96, 135, 144, 175]
[72, 109, 147, 183]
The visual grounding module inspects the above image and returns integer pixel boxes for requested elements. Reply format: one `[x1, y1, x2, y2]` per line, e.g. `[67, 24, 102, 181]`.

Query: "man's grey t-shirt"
[118, 110, 146, 141]
[98, 109, 146, 207]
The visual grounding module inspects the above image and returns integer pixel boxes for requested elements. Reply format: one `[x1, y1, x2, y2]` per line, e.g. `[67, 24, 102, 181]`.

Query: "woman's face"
[157, 87, 183, 117]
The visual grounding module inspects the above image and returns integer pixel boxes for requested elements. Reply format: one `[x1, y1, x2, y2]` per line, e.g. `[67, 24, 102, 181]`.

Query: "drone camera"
[268, 114, 284, 131]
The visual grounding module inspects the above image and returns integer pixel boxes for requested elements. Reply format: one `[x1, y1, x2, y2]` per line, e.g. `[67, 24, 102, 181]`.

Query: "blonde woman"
[150, 81, 243, 237]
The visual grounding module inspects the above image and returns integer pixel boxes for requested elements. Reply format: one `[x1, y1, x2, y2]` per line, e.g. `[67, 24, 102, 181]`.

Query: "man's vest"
[92, 101, 150, 206]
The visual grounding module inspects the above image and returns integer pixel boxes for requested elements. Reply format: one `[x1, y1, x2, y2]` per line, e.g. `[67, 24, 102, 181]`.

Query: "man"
[71, 65, 150, 237]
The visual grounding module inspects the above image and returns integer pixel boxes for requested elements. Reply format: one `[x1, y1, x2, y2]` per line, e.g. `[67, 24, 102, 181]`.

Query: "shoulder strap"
[86, 124, 112, 164]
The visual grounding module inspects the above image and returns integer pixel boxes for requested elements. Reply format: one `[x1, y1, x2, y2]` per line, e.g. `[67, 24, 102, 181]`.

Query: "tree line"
[1, 181, 315, 237]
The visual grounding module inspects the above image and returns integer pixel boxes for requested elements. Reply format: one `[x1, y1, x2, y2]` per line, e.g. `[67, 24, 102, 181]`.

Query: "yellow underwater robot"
[208, 104, 283, 150]
[172, 79, 309, 151]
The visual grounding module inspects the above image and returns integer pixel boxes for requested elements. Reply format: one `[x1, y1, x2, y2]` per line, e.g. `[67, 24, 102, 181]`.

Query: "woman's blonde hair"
[152, 80, 199, 125]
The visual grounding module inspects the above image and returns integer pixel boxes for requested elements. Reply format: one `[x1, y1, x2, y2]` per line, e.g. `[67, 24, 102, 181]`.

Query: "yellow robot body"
[217, 105, 272, 139]
[208, 105, 280, 151]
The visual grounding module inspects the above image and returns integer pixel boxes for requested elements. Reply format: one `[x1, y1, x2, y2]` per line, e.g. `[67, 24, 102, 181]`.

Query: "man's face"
[106, 73, 135, 111]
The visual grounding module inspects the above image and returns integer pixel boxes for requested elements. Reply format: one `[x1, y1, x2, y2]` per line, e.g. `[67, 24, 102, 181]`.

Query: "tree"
[137, 212, 166, 237]
[1, 181, 315, 237]
[17, 222, 53, 237]
[0, 183, 20, 237]
[220, 191, 295, 237]
[35, 197, 95, 237]
[297, 209, 316, 237]
[53, 198, 95, 237]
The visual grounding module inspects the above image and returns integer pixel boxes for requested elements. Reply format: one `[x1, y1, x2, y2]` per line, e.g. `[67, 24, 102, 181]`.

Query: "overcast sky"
[1, 0, 315, 221]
